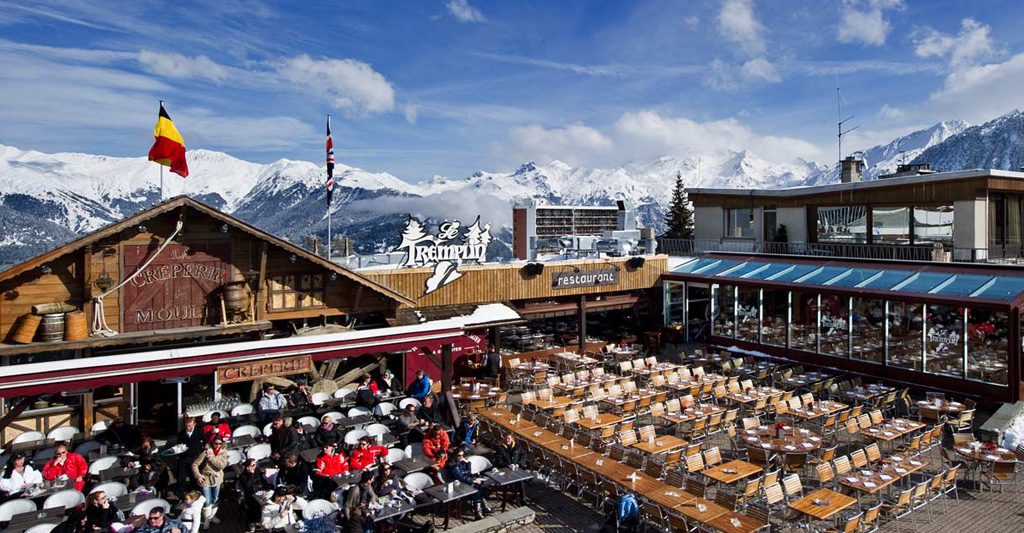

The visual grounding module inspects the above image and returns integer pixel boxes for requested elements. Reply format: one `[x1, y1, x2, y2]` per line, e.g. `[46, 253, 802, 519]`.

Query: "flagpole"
[326, 114, 332, 262]
[159, 100, 165, 201]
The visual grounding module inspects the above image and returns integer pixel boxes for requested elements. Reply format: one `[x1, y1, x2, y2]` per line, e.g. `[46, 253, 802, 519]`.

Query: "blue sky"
[2, 0, 1024, 180]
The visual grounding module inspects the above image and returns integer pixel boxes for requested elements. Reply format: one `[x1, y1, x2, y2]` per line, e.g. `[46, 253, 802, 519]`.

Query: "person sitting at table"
[315, 416, 344, 448]
[455, 413, 480, 452]
[178, 490, 206, 533]
[130, 456, 170, 495]
[422, 424, 450, 482]
[131, 436, 160, 461]
[349, 436, 388, 471]
[447, 449, 492, 520]
[268, 415, 300, 459]
[289, 383, 313, 411]
[50, 511, 90, 533]
[372, 460, 403, 497]
[417, 394, 444, 427]
[277, 453, 312, 497]
[202, 412, 232, 443]
[398, 404, 427, 446]
[0, 451, 43, 494]
[235, 459, 269, 529]
[354, 380, 379, 412]
[361, 373, 380, 395]
[42, 442, 89, 491]
[379, 369, 399, 396]
[138, 506, 185, 533]
[261, 488, 307, 531]
[405, 370, 431, 402]
[343, 470, 378, 521]
[492, 434, 525, 469]
[258, 383, 288, 426]
[85, 490, 124, 529]
[192, 436, 228, 525]
[313, 441, 348, 497]
[343, 506, 373, 533]
[292, 419, 314, 452]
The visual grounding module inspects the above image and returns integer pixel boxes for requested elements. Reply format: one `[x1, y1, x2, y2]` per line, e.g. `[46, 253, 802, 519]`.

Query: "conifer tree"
[664, 171, 694, 239]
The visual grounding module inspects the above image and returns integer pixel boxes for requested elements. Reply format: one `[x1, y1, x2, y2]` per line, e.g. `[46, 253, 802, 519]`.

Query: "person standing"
[178, 491, 206, 533]
[42, 443, 88, 491]
[484, 344, 502, 379]
[174, 416, 205, 497]
[191, 437, 227, 527]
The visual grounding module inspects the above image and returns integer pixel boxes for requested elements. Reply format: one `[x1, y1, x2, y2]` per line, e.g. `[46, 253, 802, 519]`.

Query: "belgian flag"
[148, 103, 189, 178]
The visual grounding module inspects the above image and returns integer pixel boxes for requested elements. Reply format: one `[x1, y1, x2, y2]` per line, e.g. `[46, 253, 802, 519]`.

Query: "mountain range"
[5, 109, 1024, 267]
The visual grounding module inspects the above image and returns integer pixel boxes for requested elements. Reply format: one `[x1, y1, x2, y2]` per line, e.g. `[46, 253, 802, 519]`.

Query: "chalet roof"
[0, 195, 416, 306]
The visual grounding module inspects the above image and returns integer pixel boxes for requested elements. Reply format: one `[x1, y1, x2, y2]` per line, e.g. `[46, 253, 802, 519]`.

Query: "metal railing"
[658, 238, 1024, 264]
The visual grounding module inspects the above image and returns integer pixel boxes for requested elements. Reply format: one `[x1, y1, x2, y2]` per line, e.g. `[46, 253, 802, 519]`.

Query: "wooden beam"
[352, 286, 364, 312]
[0, 395, 40, 436]
[419, 347, 441, 369]
[257, 241, 268, 316]
[324, 360, 341, 381]
[334, 360, 379, 389]
[82, 392, 94, 432]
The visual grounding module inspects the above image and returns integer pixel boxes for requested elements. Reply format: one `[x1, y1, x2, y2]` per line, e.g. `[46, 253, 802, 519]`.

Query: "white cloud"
[717, 0, 765, 56]
[275, 54, 396, 114]
[741, 57, 780, 82]
[503, 124, 613, 167]
[446, 0, 486, 23]
[684, 16, 700, 29]
[403, 103, 419, 124]
[878, 103, 905, 120]
[838, 0, 904, 46]
[914, 18, 998, 67]
[348, 189, 512, 228]
[179, 108, 317, 151]
[137, 50, 228, 83]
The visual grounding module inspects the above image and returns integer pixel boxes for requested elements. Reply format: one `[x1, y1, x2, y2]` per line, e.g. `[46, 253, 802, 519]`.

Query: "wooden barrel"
[223, 283, 248, 312]
[9, 314, 41, 344]
[38, 313, 65, 342]
[64, 311, 88, 341]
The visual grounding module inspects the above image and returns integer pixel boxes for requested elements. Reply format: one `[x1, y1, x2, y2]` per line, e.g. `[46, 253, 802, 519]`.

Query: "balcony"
[658, 238, 1024, 264]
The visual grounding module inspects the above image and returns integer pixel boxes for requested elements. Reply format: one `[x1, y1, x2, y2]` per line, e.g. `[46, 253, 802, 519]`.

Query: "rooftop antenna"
[836, 81, 858, 162]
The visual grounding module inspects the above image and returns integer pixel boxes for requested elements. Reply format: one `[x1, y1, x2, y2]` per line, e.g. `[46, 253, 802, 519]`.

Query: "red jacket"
[348, 445, 388, 470]
[422, 431, 450, 467]
[315, 452, 349, 477]
[43, 452, 88, 491]
[203, 423, 232, 442]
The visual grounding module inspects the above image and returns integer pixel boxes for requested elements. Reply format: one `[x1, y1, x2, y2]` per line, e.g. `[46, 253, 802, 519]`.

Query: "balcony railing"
[658, 238, 1024, 264]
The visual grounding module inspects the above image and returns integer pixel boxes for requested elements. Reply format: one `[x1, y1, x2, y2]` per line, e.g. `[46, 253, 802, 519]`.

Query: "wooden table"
[670, 404, 727, 424]
[645, 488, 696, 509]
[630, 435, 688, 455]
[741, 425, 823, 452]
[599, 389, 659, 408]
[573, 414, 623, 430]
[450, 384, 502, 401]
[862, 419, 926, 442]
[956, 444, 1017, 463]
[528, 396, 575, 410]
[675, 500, 729, 522]
[707, 512, 768, 533]
[839, 384, 893, 402]
[789, 488, 857, 521]
[701, 459, 763, 485]
[520, 428, 562, 445]
[780, 372, 834, 389]
[838, 456, 927, 495]
[788, 400, 848, 420]
[514, 362, 551, 372]
[917, 400, 965, 415]
[485, 410, 538, 432]
[545, 441, 596, 460]
[726, 387, 784, 405]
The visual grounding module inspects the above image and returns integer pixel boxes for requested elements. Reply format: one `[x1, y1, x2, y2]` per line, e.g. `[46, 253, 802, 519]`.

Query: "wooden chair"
[781, 453, 807, 474]
[942, 464, 961, 506]
[703, 446, 723, 468]
[736, 477, 761, 510]
[947, 409, 974, 433]
[685, 477, 707, 498]
[663, 449, 682, 466]
[624, 451, 645, 470]
[861, 503, 881, 533]
[865, 442, 881, 463]
[644, 457, 666, 480]
[664, 469, 687, 489]
[781, 473, 803, 501]
[747, 447, 773, 468]
[684, 452, 705, 474]
[816, 462, 836, 489]
[881, 486, 914, 532]
[833, 455, 852, 476]
[982, 461, 1017, 497]
[952, 432, 973, 448]
[684, 443, 702, 457]
[714, 489, 739, 511]
[822, 512, 861, 533]
[850, 449, 868, 469]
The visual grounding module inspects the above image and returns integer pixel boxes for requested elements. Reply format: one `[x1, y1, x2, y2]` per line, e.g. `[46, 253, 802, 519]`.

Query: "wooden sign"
[552, 268, 619, 290]
[217, 355, 314, 384]
[122, 244, 230, 332]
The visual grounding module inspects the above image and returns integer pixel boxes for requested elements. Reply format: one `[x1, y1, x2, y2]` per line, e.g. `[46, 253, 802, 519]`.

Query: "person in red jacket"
[202, 412, 232, 443]
[348, 437, 388, 471]
[314, 442, 349, 477]
[42, 443, 89, 491]
[422, 425, 450, 468]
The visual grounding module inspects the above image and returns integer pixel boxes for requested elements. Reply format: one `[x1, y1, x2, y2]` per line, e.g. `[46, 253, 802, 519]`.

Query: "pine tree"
[664, 171, 694, 239]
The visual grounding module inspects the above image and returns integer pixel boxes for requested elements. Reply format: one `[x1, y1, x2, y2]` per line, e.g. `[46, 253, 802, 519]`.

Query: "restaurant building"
[662, 166, 1024, 404]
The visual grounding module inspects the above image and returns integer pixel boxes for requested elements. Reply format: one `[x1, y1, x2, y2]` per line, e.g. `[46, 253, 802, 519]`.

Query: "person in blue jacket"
[405, 370, 431, 401]
[446, 449, 492, 519]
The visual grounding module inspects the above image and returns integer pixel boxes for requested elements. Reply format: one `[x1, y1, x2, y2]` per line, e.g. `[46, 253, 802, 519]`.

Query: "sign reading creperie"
[217, 355, 314, 384]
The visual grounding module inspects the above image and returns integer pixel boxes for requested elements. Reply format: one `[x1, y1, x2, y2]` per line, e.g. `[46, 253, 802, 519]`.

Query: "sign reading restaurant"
[552, 268, 619, 290]
[217, 355, 314, 384]
[395, 216, 492, 296]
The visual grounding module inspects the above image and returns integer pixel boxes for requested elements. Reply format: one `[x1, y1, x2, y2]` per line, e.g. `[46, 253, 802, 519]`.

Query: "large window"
[687, 285, 711, 342]
[762, 289, 788, 346]
[925, 305, 963, 377]
[268, 273, 325, 311]
[967, 309, 1009, 385]
[914, 205, 954, 245]
[817, 206, 867, 243]
[726, 208, 755, 238]
[851, 298, 885, 363]
[737, 287, 760, 343]
[888, 301, 922, 371]
[990, 194, 1023, 255]
[791, 292, 817, 352]
[819, 294, 849, 357]
[872, 207, 911, 245]
[712, 284, 736, 338]
[664, 282, 685, 326]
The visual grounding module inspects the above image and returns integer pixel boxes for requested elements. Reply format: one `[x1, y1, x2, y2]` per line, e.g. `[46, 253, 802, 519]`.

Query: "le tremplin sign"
[552, 268, 619, 290]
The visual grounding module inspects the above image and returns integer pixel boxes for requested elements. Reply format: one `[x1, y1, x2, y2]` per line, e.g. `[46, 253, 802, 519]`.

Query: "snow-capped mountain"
[3, 108, 1024, 267]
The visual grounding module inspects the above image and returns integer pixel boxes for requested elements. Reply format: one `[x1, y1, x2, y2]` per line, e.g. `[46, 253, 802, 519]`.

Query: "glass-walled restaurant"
[664, 255, 1024, 403]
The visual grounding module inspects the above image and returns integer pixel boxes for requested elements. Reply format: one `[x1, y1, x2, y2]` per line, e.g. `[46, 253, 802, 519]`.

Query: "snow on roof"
[448, 303, 522, 327]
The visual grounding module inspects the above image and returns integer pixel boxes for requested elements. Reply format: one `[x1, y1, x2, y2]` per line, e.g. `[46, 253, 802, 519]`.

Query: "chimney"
[840, 156, 865, 183]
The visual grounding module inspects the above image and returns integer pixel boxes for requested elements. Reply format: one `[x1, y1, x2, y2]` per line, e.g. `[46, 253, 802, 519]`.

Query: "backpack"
[616, 493, 639, 524]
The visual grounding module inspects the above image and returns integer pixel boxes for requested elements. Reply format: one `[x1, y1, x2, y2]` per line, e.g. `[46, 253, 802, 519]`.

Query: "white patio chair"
[232, 425, 261, 439]
[226, 449, 246, 466]
[46, 427, 80, 442]
[386, 448, 406, 463]
[231, 404, 255, 417]
[365, 424, 390, 437]
[88, 456, 119, 475]
[298, 416, 321, 428]
[73, 441, 101, 456]
[0, 499, 36, 521]
[131, 498, 171, 518]
[322, 412, 345, 423]
[399, 398, 422, 410]
[467, 455, 493, 474]
[403, 472, 433, 490]
[347, 407, 371, 418]
[90, 420, 111, 435]
[344, 429, 369, 447]
[25, 524, 58, 533]
[333, 389, 354, 400]
[302, 498, 337, 520]
[89, 482, 128, 498]
[12, 431, 46, 444]
[247, 444, 272, 461]
[43, 489, 84, 510]
[312, 392, 331, 406]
